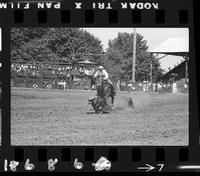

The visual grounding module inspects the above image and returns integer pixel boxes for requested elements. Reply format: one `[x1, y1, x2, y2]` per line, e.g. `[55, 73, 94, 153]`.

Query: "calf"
[88, 96, 105, 113]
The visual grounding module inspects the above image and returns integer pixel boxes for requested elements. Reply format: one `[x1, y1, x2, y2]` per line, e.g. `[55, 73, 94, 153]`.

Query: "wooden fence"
[11, 62, 94, 90]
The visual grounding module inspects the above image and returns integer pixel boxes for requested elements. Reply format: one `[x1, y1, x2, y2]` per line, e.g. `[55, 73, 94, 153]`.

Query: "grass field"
[11, 87, 189, 145]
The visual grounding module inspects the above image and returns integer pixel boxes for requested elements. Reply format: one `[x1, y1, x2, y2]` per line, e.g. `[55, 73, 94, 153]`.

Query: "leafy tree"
[104, 32, 164, 82]
[47, 28, 103, 63]
[18, 38, 57, 62]
[11, 28, 49, 61]
[11, 28, 103, 64]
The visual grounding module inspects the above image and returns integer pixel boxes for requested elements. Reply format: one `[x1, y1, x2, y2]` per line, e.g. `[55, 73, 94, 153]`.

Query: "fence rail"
[11, 62, 95, 90]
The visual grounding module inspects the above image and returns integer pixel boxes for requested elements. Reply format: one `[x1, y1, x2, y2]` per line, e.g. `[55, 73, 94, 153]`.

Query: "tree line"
[11, 28, 164, 82]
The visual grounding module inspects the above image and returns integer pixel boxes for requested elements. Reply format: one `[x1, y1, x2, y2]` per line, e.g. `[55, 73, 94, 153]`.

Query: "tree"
[17, 38, 57, 62]
[104, 32, 164, 82]
[103, 48, 124, 81]
[46, 28, 103, 64]
[11, 28, 49, 62]
[11, 28, 103, 63]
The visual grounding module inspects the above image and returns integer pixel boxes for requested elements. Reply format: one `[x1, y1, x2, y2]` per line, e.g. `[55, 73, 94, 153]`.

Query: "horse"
[88, 76, 115, 113]
[95, 75, 115, 106]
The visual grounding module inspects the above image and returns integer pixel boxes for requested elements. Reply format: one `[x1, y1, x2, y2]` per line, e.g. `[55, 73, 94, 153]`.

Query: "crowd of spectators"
[115, 79, 177, 93]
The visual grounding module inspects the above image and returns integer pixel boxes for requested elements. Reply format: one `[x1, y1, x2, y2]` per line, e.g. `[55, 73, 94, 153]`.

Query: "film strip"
[0, 0, 200, 173]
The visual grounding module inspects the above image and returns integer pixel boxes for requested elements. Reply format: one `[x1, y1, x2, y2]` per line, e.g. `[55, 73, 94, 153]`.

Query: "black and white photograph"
[11, 28, 189, 145]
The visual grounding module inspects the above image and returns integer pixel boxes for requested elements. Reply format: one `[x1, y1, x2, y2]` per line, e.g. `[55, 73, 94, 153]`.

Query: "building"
[149, 37, 189, 93]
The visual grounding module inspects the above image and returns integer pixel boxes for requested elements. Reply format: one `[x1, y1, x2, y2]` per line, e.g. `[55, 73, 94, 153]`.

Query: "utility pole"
[185, 56, 188, 82]
[101, 52, 105, 65]
[132, 28, 136, 82]
[150, 60, 153, 83]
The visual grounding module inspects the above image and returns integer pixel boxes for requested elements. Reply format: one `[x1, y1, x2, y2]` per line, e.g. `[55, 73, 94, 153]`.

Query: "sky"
[82, 28, 189, 72]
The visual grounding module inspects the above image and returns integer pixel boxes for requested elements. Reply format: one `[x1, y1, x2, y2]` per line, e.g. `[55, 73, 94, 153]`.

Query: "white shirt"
[94, 69, 109, 80]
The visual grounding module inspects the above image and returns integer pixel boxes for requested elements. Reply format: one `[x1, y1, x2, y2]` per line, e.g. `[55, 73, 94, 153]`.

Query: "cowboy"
[94, 66, 116, 95]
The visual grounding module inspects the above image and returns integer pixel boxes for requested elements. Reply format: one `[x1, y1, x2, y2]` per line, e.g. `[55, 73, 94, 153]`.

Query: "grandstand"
[150, 37, 189, 93]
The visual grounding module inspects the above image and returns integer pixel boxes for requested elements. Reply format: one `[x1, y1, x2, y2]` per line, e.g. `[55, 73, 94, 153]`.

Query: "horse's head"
[94, 76, 115, 106]
[95, 76, 106, 98]
[95, 76, 105, 87]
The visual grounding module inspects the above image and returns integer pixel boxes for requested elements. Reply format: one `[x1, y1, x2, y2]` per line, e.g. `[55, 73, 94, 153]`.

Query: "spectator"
[117, 80, 120, 91]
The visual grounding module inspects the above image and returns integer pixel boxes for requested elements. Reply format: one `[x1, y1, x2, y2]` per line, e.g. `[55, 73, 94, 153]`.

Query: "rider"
[94, 66, 116, 96]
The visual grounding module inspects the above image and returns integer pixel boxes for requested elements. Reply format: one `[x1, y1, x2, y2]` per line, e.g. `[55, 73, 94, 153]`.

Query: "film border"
[0, 0, 199, 172]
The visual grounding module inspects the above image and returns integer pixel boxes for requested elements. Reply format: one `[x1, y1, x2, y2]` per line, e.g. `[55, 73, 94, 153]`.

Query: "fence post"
[25, 69, 29, 87]
[70, 75, 73, 89]
[55, 69, 58, 89]
[13, 70, 17, 87]
[39, 65, 43, 88]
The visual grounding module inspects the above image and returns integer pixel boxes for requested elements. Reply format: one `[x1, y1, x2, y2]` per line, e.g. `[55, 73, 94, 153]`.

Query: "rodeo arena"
[11, 32, 189, 145]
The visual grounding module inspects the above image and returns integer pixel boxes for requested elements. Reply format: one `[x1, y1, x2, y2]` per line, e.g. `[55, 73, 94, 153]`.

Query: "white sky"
[82, 28, 189, 72]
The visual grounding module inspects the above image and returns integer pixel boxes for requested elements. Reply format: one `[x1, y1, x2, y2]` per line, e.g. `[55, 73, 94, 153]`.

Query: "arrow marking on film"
[137, 164, 155, 172]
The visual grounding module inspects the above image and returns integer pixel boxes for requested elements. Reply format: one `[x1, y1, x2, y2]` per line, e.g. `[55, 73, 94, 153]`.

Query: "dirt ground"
[11, 87, 189, 146]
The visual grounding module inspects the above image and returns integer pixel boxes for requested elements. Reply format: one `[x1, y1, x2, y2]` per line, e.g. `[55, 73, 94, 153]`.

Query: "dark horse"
[95, 76, 115, 106]
[88, 76, 115, 113]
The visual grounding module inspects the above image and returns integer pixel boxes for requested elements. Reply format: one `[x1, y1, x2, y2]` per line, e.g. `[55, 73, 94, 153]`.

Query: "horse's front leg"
[111, 96, 114, 105]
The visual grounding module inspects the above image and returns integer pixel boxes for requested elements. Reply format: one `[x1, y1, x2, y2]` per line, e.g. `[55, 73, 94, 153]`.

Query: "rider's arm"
[103, 70, 109, 80]
[94, 71, 98, 78]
